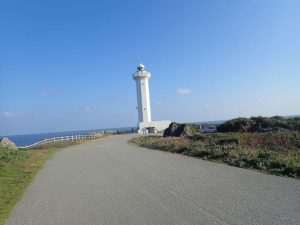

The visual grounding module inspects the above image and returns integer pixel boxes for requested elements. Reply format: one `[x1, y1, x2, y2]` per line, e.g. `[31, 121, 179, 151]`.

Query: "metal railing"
[18, 133, 103, 149]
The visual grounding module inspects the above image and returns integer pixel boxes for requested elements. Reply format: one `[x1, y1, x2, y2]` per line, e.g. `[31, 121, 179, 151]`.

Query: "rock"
[0, 137, 18, 150]
[163, 122, 201, 137]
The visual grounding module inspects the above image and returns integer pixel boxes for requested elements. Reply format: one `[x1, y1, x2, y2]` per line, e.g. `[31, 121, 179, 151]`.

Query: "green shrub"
[216, 137, 239, 146]
[287, 117, 300, 131]
[204, 145, 232, 159]
[189, 132, 206, 142]
[217, 118, 255, 132]
[217, 116, 300, 133]
[187, 149, 209, 157]
[251, 116, 289, 131]
[0, 147, 27, 167]
[206, 133, 239, 146]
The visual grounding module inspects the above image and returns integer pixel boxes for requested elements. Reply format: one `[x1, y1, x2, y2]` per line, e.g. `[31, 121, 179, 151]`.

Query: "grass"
[130, 131, 300, 178]
[0, 139, 93, 225]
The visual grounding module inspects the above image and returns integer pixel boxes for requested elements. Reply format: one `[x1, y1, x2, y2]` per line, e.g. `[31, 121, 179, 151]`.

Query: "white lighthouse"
[133, 64, 152, 123]
[132, 64, 171, 133]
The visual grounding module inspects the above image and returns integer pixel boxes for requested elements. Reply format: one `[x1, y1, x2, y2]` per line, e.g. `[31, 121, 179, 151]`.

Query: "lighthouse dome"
[137, 64, 145, 71]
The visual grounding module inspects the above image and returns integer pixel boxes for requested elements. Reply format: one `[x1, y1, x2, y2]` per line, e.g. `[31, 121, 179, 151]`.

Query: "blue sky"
[0, 0, 299, 135]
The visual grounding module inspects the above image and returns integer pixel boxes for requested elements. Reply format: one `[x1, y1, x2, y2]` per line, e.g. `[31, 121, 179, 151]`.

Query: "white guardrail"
[18, 133, 103, 149]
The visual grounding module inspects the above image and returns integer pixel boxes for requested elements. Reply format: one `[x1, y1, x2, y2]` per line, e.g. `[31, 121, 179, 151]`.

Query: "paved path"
[7, 134, 300, 225]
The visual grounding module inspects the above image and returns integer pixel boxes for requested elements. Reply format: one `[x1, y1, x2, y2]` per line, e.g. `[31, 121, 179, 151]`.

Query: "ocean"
[3, 127, 136, 147]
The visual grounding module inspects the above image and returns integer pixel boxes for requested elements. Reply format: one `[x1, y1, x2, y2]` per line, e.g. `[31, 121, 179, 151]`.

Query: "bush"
[217, 118, 256, 132]
[287, 117, 300, 131]
[206, 133, 239, 146]
[0, 147, 27, 167]
[216, 137, 239, 146]
[217, 116, 300, 133]
[250, 116, 289, 131]
[188, 133, 206, 142]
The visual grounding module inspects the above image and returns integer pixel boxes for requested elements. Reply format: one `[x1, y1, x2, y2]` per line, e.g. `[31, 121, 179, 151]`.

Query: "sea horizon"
[3, 126, 137, 147]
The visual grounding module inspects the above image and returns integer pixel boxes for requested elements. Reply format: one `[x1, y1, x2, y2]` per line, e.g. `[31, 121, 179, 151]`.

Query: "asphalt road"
[7, 134, 300, 225]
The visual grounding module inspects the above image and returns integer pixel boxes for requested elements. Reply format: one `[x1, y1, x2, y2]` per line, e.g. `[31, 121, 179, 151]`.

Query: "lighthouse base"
[137, 120, 171, 134]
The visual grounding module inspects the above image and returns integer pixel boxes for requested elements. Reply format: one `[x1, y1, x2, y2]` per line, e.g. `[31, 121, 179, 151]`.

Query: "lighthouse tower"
[133, 64, 152, 123]
[132, 64, 171, 134]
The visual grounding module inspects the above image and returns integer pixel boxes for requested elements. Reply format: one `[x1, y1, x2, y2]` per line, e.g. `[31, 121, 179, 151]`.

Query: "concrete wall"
[138, 120, 172, 134]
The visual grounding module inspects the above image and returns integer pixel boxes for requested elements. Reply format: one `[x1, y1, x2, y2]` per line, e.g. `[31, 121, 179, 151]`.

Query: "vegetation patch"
[130, 131, 300, 178]
[217, 116, 300, 132]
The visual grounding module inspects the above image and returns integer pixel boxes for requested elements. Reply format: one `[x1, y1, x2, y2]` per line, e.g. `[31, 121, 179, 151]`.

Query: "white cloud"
[2, 112, 13, 117]
[177, 88, 191, 95]
[84, 106, 91, 112]
[202, 104, 211, 109]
